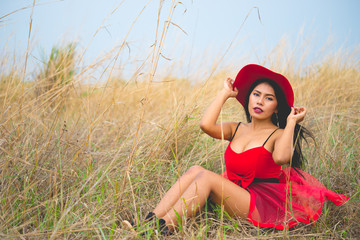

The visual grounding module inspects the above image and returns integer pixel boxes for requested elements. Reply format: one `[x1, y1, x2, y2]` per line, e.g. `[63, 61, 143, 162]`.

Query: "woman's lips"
[253, 107, 263, 113]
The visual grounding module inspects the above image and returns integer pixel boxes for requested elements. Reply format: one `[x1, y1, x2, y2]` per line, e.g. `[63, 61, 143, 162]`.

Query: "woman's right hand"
[223, 78, 239, 98]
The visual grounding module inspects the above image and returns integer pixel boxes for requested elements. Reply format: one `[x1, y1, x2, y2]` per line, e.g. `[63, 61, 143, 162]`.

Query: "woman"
[123, 64, 349, 235]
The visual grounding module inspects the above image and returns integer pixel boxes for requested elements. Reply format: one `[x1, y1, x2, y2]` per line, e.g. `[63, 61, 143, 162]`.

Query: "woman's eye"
[253, 92, 259, 96]
[266, 97, 273, 101]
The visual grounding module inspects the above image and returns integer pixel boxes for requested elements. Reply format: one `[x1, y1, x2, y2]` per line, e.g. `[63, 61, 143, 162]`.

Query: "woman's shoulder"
[272, 128, 284, 140]
[231, 121, 255, 138]
[262, 126, 284, 143]
[234, 122, 257, 131]
[226, 121, 245, 140]
[230, 121, 247, 131]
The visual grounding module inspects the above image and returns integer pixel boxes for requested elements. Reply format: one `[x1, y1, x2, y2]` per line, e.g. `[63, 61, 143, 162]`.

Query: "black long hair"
[244, 78, 314, 169]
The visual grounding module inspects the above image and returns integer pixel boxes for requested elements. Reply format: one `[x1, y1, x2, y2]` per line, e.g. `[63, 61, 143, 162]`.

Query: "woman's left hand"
[287, 106, 307, 124]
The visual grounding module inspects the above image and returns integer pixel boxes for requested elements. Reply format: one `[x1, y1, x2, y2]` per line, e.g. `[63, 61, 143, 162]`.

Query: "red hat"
[233, 64, 294, 107]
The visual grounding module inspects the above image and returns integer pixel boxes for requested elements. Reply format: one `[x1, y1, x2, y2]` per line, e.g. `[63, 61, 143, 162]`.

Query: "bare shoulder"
[263, 128, 284, 153]
[229, 121, 241, 128]
[230, 121, 251, 139]
[266, 127, 284, 145]
[235, 121, 252, 132]
[227, 121, 243, 140]
[275, 128, 284, 134]
[273, 128, 284, 140]
[230, 121, 246, 132]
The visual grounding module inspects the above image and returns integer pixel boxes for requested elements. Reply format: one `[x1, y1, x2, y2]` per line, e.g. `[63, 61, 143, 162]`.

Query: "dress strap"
[262, 128, 279, 146]
[230, 122, 241, 141]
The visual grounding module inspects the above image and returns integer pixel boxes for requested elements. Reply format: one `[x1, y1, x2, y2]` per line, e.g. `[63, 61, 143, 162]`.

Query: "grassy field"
[0, 42, 359, 239]
[1, 3, 360, 239]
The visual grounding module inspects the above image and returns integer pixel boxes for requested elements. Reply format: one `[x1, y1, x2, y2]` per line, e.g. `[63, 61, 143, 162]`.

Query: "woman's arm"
[200, 78, 239, 140]
[272, 107, 307, 165]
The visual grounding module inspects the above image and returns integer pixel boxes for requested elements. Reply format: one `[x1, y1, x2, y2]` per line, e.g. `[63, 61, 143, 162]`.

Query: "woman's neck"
[249, 118, 276, 131]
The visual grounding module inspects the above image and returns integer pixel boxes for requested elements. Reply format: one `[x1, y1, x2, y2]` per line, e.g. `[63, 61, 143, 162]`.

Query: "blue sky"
[1, 0, 359, 80]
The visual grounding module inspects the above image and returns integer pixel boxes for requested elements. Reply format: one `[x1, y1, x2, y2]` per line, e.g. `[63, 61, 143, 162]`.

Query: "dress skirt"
[224, 167, 349, 230]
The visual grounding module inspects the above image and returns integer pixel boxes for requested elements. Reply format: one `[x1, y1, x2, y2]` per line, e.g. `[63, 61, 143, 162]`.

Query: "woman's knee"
[194, 168, 213, 181]
[186, 165, 205, 176]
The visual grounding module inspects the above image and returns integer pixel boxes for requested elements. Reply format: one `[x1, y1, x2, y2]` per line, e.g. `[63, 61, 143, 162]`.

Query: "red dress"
[221, 123, 349, 230]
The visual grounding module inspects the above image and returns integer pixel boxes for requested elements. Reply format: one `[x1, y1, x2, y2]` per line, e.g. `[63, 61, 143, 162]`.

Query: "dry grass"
[0, 45, 359, 239]
[0, 2, 359, 240]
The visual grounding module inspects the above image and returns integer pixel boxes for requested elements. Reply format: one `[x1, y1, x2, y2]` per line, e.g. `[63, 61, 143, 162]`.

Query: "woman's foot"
[157, 218, 173, 236]
[121, 212, 173, 236]
[144, 211, 156, 223]
[143, 212, 172, 235]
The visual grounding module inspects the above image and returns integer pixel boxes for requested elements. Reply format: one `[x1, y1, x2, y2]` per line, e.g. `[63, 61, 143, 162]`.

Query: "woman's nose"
[257, 96, 264, 105]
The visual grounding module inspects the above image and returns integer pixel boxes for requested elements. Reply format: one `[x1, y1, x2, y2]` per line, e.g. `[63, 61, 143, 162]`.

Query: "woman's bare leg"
[152, 165, 206, 218]
[161, 169, 250, 228]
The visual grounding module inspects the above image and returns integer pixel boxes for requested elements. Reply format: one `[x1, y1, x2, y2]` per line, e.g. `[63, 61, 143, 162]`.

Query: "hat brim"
[233, 64, 294, 107]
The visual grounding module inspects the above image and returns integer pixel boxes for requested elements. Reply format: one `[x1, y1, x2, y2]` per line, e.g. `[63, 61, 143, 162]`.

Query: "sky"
[1, 0, 359, 81]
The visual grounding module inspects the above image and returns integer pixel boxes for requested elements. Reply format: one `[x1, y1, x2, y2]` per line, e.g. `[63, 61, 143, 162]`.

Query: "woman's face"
[248, 82, 278, 120]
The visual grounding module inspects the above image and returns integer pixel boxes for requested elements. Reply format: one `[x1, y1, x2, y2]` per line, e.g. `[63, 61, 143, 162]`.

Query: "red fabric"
[222, 143, 349, 230]
[224, 144, 281, 188]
